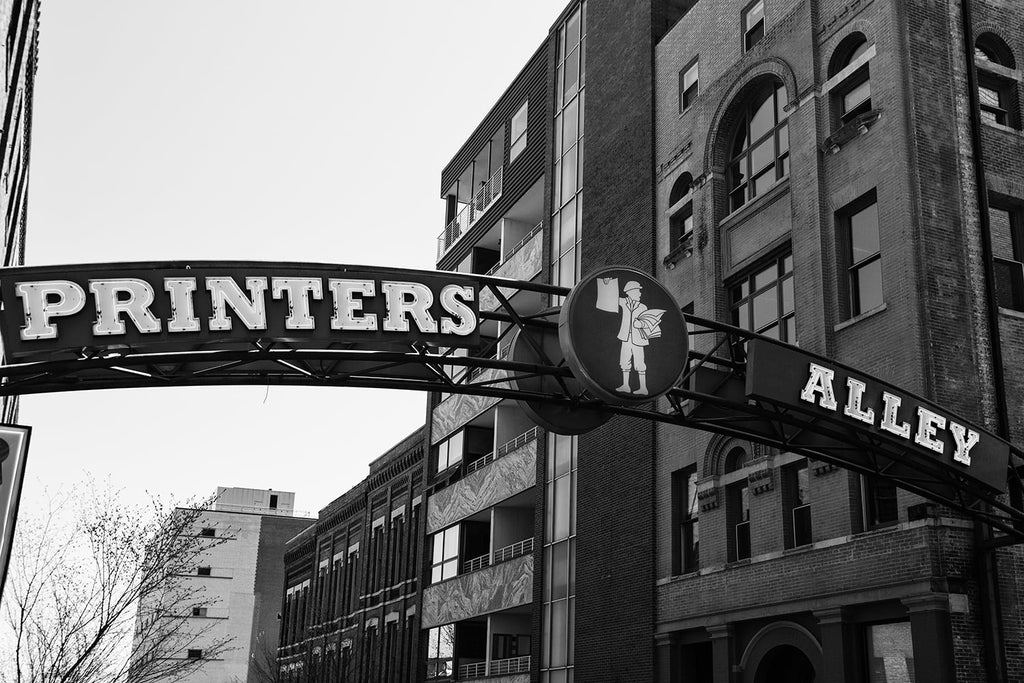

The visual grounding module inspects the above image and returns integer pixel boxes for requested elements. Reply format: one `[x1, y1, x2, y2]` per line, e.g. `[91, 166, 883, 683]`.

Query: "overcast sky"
[18, 1, 567, 516]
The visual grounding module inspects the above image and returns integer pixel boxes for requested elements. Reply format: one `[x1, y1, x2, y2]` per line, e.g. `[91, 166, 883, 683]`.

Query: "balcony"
[479, 225, 544, 312]
[427, 429, 538, 533]
[432, 366, 509, 447]
[422, 553, 533, 627]
[463, 537, 535, 574]
[458, 655, 531, 680]
[438, 166, 503, 260]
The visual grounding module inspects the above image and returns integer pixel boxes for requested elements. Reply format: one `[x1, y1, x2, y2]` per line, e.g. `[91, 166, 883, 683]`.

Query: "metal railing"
[465, 427, 539, 476]
[484, 221, 544, 276]
[437, 166, 504, 260]
[491, 655, 531, 675]
[462, 537, 534, 576]
[458, 661, 488, 679]
[463, 553, 490, 574]
[493, 537, 533, 564]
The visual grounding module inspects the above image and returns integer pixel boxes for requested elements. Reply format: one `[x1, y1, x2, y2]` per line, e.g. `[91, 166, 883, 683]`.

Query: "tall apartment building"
[278, 430, 424, 682]
[140, 487, 313, 682]
[0, 0, 39, 422]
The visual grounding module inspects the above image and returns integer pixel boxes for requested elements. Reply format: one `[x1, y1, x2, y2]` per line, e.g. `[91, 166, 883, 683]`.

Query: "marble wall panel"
[479, 232, 543, 312]
[421, 554, 533, 628]
[431, 367, 509, 444]
[426, 441, 537, 533]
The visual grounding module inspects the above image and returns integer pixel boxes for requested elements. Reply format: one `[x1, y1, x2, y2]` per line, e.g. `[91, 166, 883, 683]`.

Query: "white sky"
[18, 1, 568, 516]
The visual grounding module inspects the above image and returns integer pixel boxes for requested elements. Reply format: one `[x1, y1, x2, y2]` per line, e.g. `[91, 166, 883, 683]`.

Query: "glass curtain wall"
[544, 5, 585, 682]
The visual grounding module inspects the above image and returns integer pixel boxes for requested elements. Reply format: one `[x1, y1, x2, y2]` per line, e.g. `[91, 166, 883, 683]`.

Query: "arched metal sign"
[0, 261, 1021, 543]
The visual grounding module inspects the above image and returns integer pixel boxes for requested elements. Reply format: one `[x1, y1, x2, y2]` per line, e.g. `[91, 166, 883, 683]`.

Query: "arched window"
[668, 172, 694, 248]
[726, 80, 790, 213]
[829, 33, 872, 127]
[975, 33, 1018, 128]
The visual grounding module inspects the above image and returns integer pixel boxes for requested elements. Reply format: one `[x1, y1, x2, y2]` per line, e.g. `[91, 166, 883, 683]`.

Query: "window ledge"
[821, 109, 882, 154]
[718, 177, 790, 232]
[834, 302, 887, 332]
[981, 119, 1024, 136]
[663, 236, 694, 268]
[998, 306, 1024, 319]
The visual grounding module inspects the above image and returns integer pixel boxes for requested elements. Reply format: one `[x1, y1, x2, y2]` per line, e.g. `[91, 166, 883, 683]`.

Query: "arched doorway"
[753, 644, 815, 683]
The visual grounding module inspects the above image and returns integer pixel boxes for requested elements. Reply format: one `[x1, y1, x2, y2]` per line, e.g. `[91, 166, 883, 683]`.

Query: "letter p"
[15, 280, 87, 341]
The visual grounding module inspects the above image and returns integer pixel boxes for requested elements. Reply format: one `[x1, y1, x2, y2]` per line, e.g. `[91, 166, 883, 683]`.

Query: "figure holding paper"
[596, 277, 665, 395]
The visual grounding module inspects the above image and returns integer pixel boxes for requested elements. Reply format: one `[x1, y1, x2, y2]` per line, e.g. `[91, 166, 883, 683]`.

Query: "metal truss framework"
[1, 274, 1022, 544]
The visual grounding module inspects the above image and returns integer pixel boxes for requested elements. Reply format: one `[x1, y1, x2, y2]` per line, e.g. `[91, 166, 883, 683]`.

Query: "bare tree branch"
[0, 480, 236, 683]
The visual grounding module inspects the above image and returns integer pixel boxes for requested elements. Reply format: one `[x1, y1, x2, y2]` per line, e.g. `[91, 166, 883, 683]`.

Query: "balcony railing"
[491, 655, 531, 675]
[462, 537, 534, 575]
[457, 656, 530, 679]
[465, 427, 539, 476]
[485, 221, 544, 276]
[438, 166, 504, 260]
[458, 661, 488, 679]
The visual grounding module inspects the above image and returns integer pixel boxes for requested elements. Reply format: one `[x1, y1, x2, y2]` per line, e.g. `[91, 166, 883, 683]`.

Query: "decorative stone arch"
[828, 29, 871, 78]
[973, 28, 1017, 69]
[703, 434, 755, 477]
[702, 57, 799, 174]
[825, 18, 877, 74]
[738, 620, 823, 683]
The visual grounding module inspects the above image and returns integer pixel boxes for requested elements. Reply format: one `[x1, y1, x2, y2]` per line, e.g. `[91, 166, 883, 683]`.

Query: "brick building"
[278, 430, 425, 682]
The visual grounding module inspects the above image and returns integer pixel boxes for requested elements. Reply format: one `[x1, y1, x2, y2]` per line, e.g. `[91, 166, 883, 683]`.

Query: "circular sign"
[508, 310, 612, 435]
[559, 267, 689, 405]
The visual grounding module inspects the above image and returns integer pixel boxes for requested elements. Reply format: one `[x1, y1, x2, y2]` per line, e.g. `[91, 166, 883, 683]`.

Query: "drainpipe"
[960, 0, 1009, 681]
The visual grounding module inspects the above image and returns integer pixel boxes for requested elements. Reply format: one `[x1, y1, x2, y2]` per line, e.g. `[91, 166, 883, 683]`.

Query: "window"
[672, 466, 700, 574]
[839, 191, 883, 316]
[990, 202, 1024, 311]
[726, 81, 789, 212]
[510, 100, 529, 161]
[742, 0, 765, 51]
[731, 252, 795, 342]
[187, 649, 203, 660]
[679, 58, 699, 112]
[435, 430, 465, 474]
[866, 622, 915, 682]
[426, 625, 455, 679]
[784, 460, 811, 548]
[269, 494, 278, 509]
[863, 476, 899, 529]
[725, 447, 750, 562]
[829, 35, 872, 127]
[430, 525, 460, 583]
[200, 527, 215, 537]
[668, 173, 694, 249]
[191, 606, 208, 617]
[975, 34, 1018, 129]
[196, 566, 212, 576]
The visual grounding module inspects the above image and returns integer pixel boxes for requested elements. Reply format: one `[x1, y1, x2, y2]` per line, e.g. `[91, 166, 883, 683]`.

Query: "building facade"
[143, 487, 313, 682]
[278, 430, 425, 682]
[271, 0, 1024, 681]
[0, 0, 39, 421]
[651, 1, 1024, 682]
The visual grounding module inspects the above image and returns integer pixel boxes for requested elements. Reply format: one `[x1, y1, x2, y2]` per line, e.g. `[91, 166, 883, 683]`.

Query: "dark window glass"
[729, 482, 751, 561]
[187, 649, 203, 659]
[726, 82, 789, 212]
[785, 460, 812, 548]
[672, 467, 700, 574]
[990, 203, 1024, 311]
[864, 476, 899, 528]
[974, 35, 1018, 129]
[680, 59, 699, 112]
[743, 0, 765, 51]
[731, 252, 796, 342]
[197, 566, 211, 576]
[838, 191, 883, 317]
